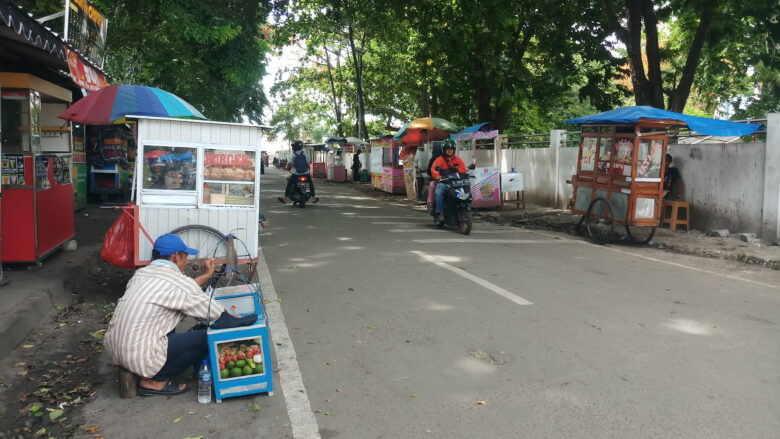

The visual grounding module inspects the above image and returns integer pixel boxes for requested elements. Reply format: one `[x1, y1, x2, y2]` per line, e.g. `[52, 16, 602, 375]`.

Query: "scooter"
[428, 166, 474, 235]
[288, 174, 312, 208]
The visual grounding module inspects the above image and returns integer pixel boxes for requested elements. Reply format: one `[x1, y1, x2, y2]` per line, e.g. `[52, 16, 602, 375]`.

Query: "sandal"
[312, 197, 319, 204]
[138, 380, 188, 396]
[277, 197, 287, 204]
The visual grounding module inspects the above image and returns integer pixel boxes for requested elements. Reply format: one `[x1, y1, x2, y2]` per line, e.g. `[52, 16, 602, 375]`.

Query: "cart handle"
[115, 204, 155, 245]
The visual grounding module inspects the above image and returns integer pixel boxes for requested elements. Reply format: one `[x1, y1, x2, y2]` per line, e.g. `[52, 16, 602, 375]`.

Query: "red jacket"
[431, 154, 466, 180]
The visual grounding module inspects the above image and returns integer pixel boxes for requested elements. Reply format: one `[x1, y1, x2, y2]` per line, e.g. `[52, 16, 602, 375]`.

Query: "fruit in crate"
[230, 367, 243, 377]
[242, 365, 254, 376]
[220, 369, 230, 379]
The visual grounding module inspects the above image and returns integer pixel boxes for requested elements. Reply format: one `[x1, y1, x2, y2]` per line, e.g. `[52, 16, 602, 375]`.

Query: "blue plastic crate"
[207, 284, 273, 402]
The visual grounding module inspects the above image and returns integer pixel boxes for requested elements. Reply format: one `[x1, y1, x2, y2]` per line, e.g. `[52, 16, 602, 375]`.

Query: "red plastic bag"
[101, 210, 137, 269]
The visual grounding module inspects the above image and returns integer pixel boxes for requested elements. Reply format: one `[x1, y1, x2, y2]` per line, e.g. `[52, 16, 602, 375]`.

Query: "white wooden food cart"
[129, 116, 262, 282]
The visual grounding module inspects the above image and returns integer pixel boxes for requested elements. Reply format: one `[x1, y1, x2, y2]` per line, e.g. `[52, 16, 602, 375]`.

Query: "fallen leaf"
[252, 403, 260, 412]
[367, 325, 374, 329]
[336, 389, 343, 393]
[276, 298, 282, 302]
[84, 425, 100, 432]
[22, 344, 35, 349]
[183, 436, 204, 439]
[409, 394, 416, 398]
[476, 401, 486, 405]
[49, 409, 64, 421]
[324, 412, 333, 416]
[90, 329, 106, 339]
[102, 282, 109, 286]
[187, 411, 195, 414]
[347, 288, 354, 291]
[173, 417, 182, 423]
[34, 427, 46, 437]
[75, 358, 88, 363]
[263, 300, 271, 304]
[17, 370, 28, 377]
[323, 361, 330, 366]
[354, 340, 361, 344]
[15, 362, 25, 367]
[29, 405, 40, 413]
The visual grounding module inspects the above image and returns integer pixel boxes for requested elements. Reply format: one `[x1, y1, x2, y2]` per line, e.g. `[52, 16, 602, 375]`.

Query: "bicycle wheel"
[625, 224, 656, 245]
[170, 225, 238, 288]
[585, 197, 615, 244]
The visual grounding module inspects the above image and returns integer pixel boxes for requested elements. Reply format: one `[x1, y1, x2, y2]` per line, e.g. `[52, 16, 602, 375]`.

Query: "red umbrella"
[143, 150, 169, 159]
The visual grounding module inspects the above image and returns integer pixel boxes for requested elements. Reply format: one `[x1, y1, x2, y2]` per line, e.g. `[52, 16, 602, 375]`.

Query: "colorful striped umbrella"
[58, 84, 206, 124]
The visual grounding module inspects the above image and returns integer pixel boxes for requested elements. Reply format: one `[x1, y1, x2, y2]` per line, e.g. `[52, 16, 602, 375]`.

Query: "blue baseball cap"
[153, 234, 198, 257]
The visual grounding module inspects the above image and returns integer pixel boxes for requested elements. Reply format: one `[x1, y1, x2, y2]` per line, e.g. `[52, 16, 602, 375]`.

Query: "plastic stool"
[661, 200, 691, 232]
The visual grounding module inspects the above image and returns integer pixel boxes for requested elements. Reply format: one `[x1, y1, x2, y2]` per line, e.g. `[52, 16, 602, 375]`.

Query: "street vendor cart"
[565, 106, 762, 244]
[129, 116, 263, 283]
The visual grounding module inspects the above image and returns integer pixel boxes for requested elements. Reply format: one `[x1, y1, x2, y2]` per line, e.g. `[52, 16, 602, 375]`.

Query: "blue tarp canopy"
[565, 106, 761, 137]
[457, 122, 495, 134]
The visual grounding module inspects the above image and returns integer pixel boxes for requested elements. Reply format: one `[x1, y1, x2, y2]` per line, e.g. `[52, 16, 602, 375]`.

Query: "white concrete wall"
[668, 142, 765, 234]
[762, 113, 780, 243]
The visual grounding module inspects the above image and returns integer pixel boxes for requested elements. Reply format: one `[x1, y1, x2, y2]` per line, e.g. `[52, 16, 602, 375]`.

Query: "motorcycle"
[288, 173, 312, 208]
[428, 165, 475, 235]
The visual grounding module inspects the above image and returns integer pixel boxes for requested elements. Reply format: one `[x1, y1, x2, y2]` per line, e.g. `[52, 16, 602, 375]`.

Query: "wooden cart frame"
[570, 119, 685, 243]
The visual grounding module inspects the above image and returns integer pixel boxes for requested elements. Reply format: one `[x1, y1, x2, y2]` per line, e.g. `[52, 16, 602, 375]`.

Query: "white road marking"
[354, 215, 422, 219]
[389, 228, 527, 234]
[411, 251, 533, 305]
[413, 238, 577, 244]
[255, 246, 321, 439]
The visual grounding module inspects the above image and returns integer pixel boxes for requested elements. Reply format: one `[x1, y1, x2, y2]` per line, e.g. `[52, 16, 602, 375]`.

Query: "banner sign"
[470, 167, 501, 208]
[64, 0, 108, 68]
[65, 48, 109, 92]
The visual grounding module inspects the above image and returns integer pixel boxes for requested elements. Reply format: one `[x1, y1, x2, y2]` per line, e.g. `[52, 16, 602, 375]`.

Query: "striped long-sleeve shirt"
[104, 265, 225, 378]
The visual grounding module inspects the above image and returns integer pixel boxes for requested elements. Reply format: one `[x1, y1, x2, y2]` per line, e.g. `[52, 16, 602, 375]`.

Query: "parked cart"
[565, 106, 762, 244]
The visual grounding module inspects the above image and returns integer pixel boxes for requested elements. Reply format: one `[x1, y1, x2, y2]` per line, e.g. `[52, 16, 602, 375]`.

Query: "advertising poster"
[403, 154, 416, 201]
[2, 154, 26, 185]
[64, 0, 108, 68]
[471, 167, 500, 208]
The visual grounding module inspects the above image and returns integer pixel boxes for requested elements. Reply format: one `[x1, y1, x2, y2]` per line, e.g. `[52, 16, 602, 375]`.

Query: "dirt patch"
[0, 254, 132, 439]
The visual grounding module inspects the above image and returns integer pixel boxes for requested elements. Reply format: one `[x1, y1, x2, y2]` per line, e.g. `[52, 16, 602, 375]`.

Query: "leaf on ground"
[173, 417, 182, 423]
[56, 305, 64, 311]
[252, 403, 260, 412]
[29, 405, 40, 413]
[84, 425, 100, 432]
[34, 427, 46, 437]
[470, 350, 488, 360]
[18, 370, 29, 377]
[22, 344, 35, 349]
[90, 329, 106, 339]
[336, 389, 343, 392]
[475, 401, 486, 405]
[347, 288, 354, 291]
[409, 393, 416, 398]
[49, 409, 64, 421]
[324, 412, 333, 416]
[15, 362, 25, 367]
[183, 436, 204, 439]
[367, 325, 374, 329]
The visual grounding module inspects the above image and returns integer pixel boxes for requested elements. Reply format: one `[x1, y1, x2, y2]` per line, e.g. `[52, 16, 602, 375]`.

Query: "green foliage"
[16, 0, 271, 123]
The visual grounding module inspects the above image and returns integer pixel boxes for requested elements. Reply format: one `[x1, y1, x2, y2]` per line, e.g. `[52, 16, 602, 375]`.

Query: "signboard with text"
[64, 0, 108, 68]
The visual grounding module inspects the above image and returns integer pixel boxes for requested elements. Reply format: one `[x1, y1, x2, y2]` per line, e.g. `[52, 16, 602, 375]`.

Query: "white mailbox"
[500, 172, 524, 192]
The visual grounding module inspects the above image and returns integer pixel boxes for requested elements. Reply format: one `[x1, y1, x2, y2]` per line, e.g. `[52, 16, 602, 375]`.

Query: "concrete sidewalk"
[339, 178, 780, 270]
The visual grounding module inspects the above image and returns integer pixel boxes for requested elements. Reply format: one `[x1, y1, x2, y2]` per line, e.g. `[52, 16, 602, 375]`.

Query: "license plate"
[457, 192, 470, 200]
[297, 183, 309, 189]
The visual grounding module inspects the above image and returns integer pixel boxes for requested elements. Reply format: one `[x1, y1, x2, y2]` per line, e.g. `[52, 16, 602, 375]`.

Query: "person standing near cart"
[352, 148, 363, 181]
[663, 153, 685, 200]
[104, 234, 226, 396]
[278, 140, 319, 204]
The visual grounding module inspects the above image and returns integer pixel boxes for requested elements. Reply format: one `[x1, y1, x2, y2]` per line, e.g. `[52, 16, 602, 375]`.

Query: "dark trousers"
[352, 168, 361, 181]
[152, 329, 208, 382]
[285, 173, 315, 197]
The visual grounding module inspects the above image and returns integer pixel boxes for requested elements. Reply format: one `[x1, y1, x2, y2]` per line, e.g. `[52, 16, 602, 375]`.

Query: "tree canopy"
[16, 0, 272, 123]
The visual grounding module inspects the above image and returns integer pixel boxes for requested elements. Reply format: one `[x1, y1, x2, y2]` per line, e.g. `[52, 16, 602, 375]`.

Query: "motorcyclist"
[430, 139, 466, 222]
[278, 140, 319, 204]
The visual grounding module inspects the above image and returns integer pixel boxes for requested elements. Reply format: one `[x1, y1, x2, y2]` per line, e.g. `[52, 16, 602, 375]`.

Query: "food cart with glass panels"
[130, 116, 262, 282]
[566, 106, 763, 244]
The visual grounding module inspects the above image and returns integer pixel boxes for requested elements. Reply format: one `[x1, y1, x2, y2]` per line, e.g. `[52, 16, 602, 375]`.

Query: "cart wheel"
[169, 225, 258, 288]
[625, 224, 656, 245]
[585, 197, 615, 244]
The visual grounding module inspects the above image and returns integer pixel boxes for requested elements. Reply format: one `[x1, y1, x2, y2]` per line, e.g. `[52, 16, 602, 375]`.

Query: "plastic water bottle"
[197, 360, 212, 404]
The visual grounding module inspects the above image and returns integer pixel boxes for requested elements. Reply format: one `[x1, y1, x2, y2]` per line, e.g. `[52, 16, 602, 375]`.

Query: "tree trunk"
[667, 3, 717, 112]
[641, 0, 665, 108]
[473, 61, 493, 124]
[624, 0, 653, 107]
[323, 46, 344, 137]
[347, 25, 367, 139]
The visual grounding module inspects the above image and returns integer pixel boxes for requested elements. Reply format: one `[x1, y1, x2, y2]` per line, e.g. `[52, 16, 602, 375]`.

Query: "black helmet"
[291, 140, 304, 151]
[442, 139, 456, 151]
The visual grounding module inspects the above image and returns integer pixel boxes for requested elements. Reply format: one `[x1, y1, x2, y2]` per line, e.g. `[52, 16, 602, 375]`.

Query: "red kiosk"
[1, 74, 74, 264]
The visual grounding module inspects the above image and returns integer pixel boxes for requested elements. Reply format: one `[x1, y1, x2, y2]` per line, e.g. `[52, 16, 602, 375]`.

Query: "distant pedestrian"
[663, 153, 685, 200]
[352, 149, 362, 181]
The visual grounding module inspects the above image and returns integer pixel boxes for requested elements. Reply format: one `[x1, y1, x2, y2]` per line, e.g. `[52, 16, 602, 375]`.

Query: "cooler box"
[208, 284, 273, 403]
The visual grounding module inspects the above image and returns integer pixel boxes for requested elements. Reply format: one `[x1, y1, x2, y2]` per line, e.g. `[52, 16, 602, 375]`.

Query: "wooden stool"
[118, 367, 138, 398]
[661, 200, 691, 232]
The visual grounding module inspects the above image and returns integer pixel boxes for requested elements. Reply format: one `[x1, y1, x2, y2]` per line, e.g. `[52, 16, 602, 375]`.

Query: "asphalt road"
[78, 167, 779, 439]
[257, 168, 779, 439]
